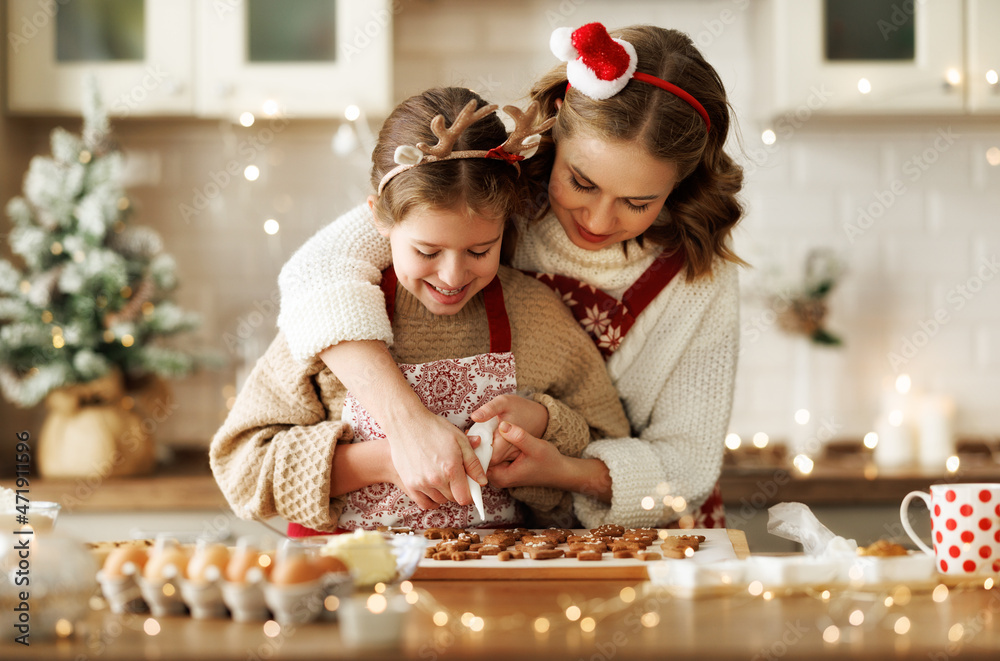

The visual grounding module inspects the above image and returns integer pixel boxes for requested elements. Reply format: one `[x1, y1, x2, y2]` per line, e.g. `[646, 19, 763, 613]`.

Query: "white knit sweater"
[277, 204, 740, 528]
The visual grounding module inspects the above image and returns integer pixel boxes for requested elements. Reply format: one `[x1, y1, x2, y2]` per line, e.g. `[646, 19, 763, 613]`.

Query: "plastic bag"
[767, 502, 857, 557]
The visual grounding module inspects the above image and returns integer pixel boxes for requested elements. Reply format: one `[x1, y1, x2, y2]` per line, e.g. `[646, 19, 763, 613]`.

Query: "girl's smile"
[372, 199, 504, 316]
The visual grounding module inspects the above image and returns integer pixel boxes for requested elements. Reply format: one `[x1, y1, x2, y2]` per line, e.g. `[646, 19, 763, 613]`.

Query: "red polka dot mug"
[900, 483, 1000, 575]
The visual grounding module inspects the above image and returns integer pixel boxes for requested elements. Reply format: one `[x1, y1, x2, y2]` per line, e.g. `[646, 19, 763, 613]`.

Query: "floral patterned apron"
[528, 248, 726, 529]
[287, 269, 522, 537]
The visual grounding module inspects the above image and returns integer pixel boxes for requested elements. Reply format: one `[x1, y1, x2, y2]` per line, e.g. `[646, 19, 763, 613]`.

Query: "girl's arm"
[329, 438, 396, 496]
[276, 204, 487, 510]
[209, 334, 353, 531]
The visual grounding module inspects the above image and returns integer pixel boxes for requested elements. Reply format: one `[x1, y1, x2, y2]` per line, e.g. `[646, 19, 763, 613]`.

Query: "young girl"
[210, 87, 629, 533]
[275, 23, 744, 530]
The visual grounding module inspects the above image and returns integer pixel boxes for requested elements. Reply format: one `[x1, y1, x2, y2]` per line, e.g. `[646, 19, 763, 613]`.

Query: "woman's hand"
[485, 421, 567, 489]
[471, 394, 549, 438]
[319, 340, 487, 510]
[383, 406, 486, 509]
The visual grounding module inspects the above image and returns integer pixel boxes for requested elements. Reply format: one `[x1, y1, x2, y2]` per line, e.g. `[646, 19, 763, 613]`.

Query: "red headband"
[553, 23, 711, 131]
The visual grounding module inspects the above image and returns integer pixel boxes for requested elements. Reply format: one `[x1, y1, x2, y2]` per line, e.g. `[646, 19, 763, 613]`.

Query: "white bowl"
[0, 501, 61, 534]
[745, 555, 840, 589]
[647, 559, 746, 591]
[850, 552, 937, 584]
[301, 530, 428, 587]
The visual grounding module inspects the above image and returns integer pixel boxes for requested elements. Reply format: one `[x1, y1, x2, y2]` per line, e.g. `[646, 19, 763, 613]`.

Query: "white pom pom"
[550, 27, 578, 62]
[393, 145, 424, 166]
[520, 134, 542, 160]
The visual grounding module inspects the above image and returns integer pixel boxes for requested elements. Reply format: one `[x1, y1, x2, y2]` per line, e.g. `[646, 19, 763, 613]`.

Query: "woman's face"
[548, 131, 680, 251]
[374, 201, 504, 316]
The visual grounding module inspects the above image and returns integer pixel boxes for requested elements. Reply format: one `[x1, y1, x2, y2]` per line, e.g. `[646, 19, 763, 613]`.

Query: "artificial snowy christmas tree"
[0, 83, 211, 476]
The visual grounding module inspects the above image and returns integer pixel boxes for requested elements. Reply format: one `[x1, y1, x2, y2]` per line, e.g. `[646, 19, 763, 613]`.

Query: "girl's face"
[548, 132, 680, 251]
[373, 200, 504, 316]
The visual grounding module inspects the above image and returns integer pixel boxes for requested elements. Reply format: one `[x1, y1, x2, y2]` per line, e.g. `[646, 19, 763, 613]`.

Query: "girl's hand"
[468, 430, 521, 467]
[485, 421, 567, 490]
[471, 394, 549, 439]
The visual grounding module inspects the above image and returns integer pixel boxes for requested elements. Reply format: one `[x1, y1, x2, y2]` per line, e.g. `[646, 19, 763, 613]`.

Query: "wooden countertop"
[4, 443, 998, 513]
[17, 572, 1000, 660]
[0, 449, 229, 512]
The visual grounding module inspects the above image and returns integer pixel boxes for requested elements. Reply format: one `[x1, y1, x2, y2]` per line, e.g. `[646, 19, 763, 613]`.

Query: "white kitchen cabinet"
[7, 0, 195, 116]
[195, 0, 392, 119]
[5, 0, 392, 118]
[968, 0, 1000, 112]
[754, 0, 998, 119]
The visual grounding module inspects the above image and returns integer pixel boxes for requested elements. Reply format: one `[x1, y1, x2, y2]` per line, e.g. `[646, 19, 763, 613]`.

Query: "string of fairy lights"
[60, 569, 997, 653]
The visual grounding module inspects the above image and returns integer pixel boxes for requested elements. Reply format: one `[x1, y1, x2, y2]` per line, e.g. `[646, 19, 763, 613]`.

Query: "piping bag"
[767, 502, 857, 557]
[466, 416, 499, 522]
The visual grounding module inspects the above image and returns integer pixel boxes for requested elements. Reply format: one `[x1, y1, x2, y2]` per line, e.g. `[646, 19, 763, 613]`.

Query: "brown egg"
[102, 546, 149, 578]
[226, 548, 271, 583]
[312, 554, 348, 575]
[269, 555, 323, 585]
[186, 543, 230, 584]
[144, 547, 190, 581]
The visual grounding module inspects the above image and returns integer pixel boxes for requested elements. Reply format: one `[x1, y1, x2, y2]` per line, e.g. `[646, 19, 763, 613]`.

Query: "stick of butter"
[466, 416, 499, 523]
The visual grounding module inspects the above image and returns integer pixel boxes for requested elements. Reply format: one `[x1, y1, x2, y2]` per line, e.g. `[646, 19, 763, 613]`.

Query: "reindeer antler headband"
[377, 100, 556, 195]
[551, 23, 711, 130]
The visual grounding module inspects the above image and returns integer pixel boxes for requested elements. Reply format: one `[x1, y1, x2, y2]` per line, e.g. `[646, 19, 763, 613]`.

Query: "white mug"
[901, 483, 1000, 575]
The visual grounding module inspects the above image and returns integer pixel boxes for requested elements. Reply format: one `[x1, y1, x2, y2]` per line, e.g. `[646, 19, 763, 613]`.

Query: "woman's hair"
[524, 25, 746, 279]
[371, 87, 522, 260]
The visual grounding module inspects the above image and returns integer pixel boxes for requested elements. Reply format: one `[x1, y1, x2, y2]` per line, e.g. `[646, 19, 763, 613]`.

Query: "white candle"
[873, 414, 915, 468]
[918, 394, 956, 468]
[339, 593, 408, 649]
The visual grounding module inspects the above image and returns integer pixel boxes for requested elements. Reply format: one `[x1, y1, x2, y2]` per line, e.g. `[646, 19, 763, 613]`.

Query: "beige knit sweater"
[211, 266, 630, 532]
[277, 204, 740, 529]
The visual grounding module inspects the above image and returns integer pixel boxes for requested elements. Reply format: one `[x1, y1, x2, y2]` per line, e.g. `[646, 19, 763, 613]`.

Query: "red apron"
[528, 248, 726, 529]
[288, 269, 521, 537]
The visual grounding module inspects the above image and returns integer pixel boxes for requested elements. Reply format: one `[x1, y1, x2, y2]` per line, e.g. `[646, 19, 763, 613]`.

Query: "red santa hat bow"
[550, 23, 711, 131]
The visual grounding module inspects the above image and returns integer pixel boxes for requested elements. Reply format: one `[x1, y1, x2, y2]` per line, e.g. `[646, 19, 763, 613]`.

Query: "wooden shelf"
[721, 441, 1000, 507]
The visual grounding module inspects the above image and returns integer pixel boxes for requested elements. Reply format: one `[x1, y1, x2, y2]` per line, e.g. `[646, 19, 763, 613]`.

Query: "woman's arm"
[276, 203, 486, 509]
[277, 203, 394, 362]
